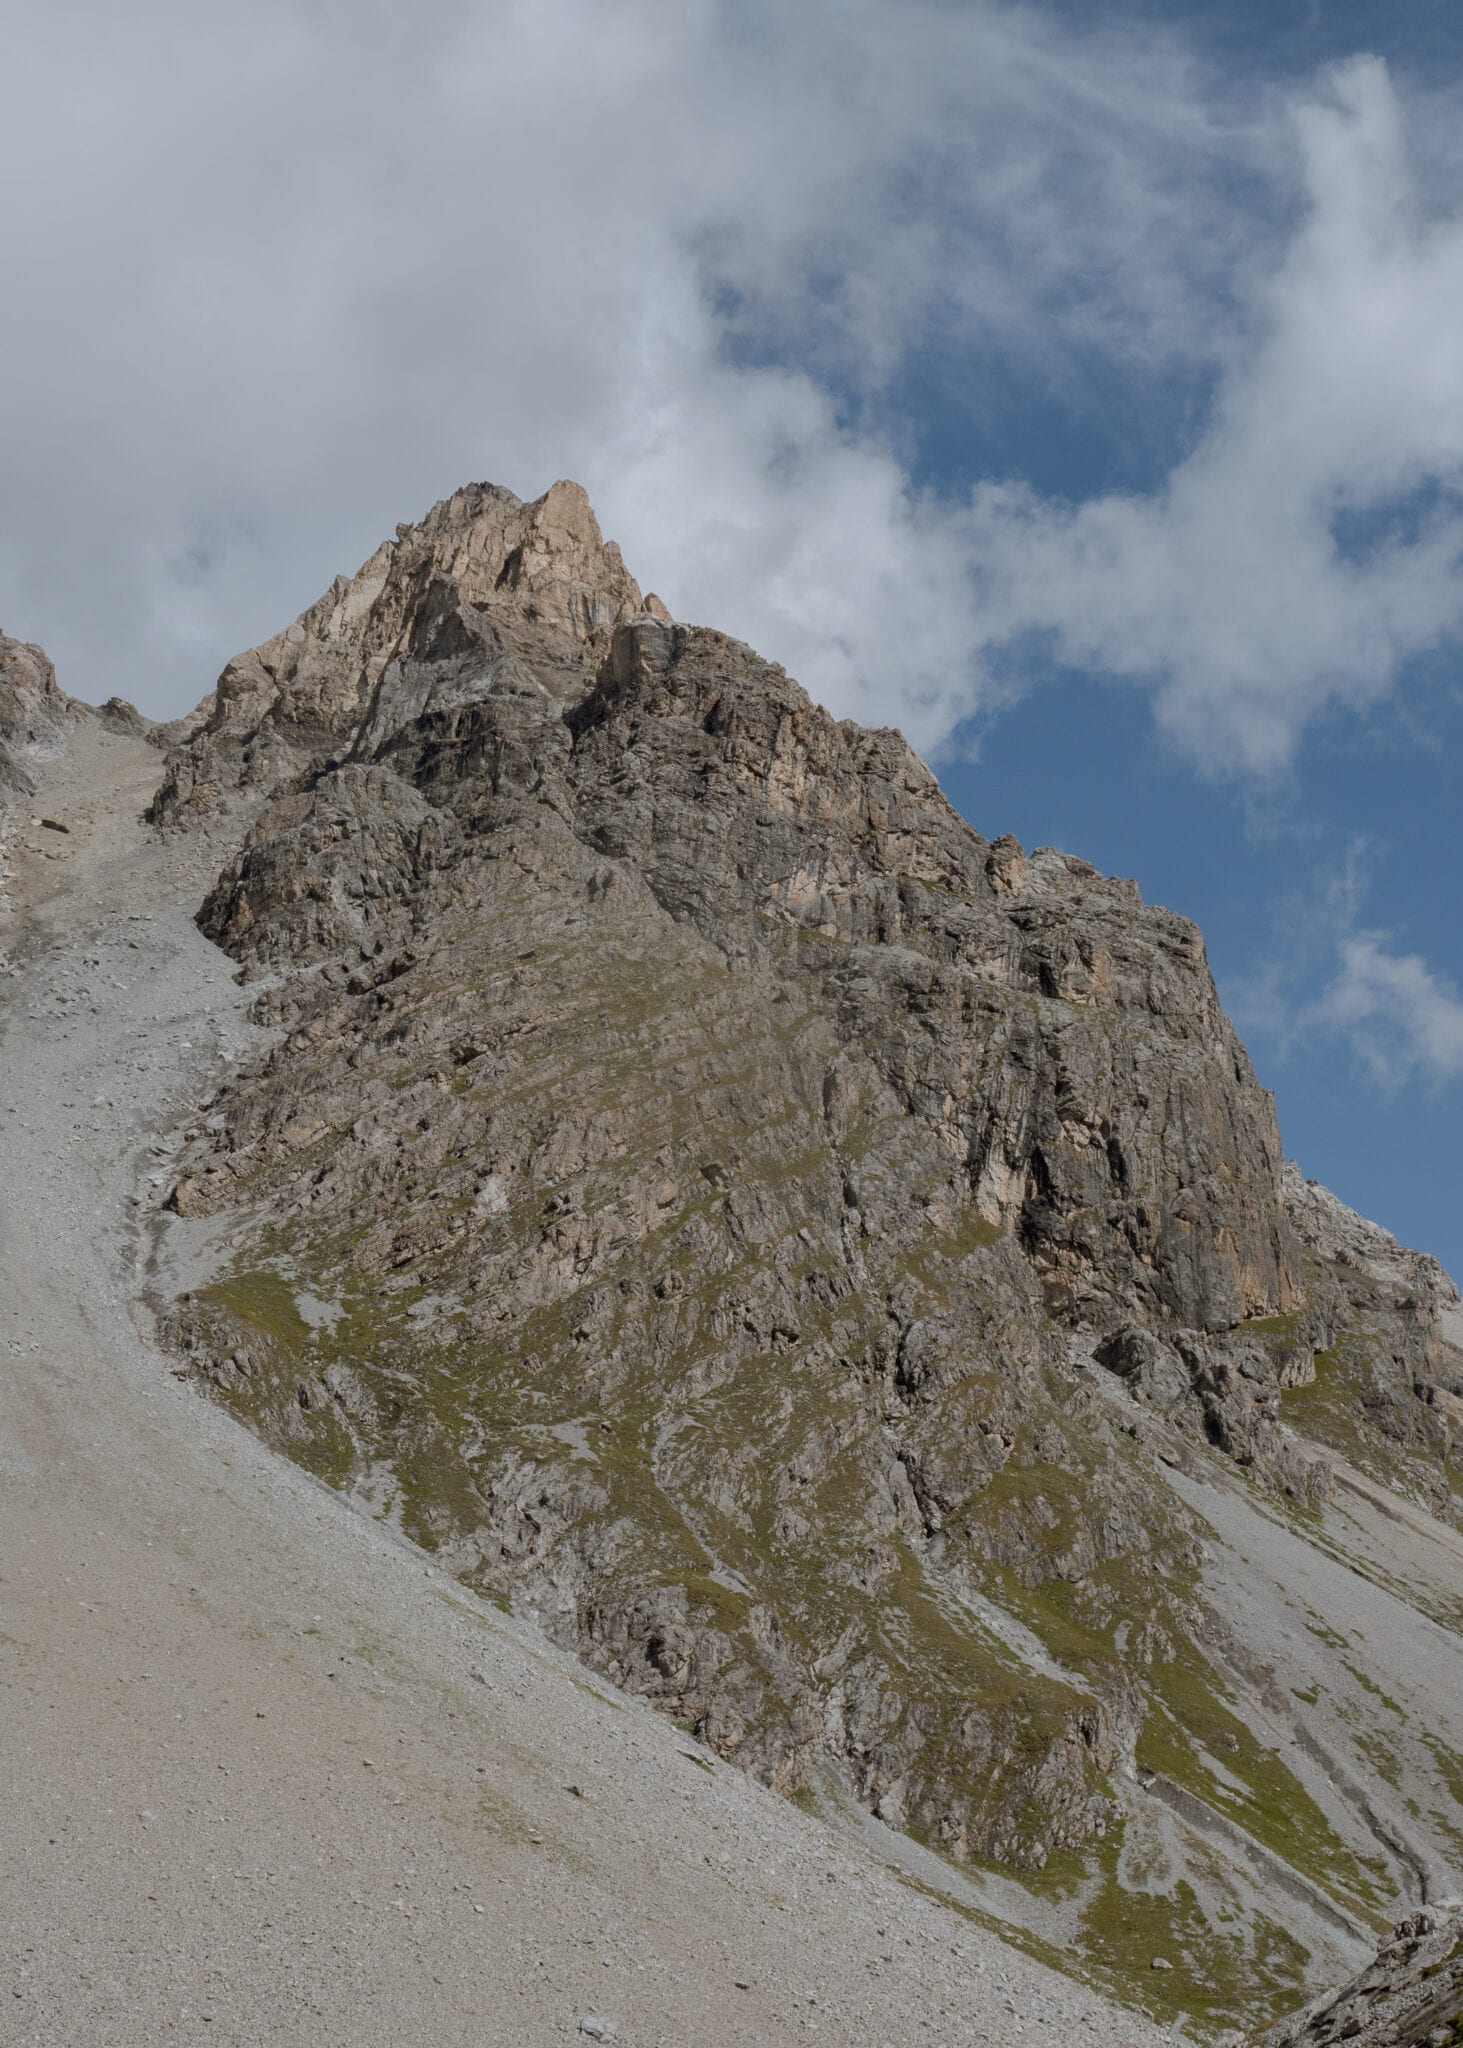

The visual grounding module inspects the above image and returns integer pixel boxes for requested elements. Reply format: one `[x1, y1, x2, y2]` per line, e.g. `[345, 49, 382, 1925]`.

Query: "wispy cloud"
[1231, 839, 1463, 1091]
[0, 0, 1252, 728]
[1306, 934, 1463, 1086]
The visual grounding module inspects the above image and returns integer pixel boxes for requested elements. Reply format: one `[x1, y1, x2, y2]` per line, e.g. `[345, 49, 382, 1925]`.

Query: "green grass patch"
[1136, 1637, 1391, 1920]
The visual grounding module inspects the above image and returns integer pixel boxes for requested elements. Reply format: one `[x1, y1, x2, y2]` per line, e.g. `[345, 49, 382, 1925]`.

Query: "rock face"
[1280, 1165, 1463, 1521]
[0, 631, 75, 808]
[151, 479, 662, 828]
[1262, 1906, 1463, 2046]
[152, 478, 1463, 2036]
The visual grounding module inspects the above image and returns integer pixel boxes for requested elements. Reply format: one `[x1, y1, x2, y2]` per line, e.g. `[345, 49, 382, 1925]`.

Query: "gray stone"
[1262, 1905, 1463, 2045]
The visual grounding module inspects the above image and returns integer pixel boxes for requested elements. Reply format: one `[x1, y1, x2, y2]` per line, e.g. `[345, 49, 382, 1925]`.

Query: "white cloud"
[0, 0, 1259, 731]
[966, 56, 1463, 773]
[1230, 842, 1463, 1092]
[1307, 933, 1463, 1086]
[3, 8, 1463, 781]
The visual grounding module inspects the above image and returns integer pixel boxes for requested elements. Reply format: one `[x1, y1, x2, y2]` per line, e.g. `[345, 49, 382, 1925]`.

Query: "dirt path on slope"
[0, 723, 1170, 2048]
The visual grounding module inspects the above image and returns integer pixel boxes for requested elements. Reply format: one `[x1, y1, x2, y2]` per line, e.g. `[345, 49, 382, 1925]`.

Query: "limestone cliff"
[151, 479, 662, 826]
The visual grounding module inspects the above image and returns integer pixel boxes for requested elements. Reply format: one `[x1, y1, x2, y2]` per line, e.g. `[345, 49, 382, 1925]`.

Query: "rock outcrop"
[0, 631, 76, 809]
[1262, 1906, 1463, 2046]
[151, 479, 664, 828]
[1279, 1165, 1463, 1520]
[149, 478, 1463, 2036]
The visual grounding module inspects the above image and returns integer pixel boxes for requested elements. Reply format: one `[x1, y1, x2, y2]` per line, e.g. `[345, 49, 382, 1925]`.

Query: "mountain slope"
[150, 478, 1463, 2037]
[4, 715, 1178, 2048]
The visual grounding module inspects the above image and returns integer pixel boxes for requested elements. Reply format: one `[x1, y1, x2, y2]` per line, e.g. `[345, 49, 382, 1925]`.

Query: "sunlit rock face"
[150, 478, 661, 826]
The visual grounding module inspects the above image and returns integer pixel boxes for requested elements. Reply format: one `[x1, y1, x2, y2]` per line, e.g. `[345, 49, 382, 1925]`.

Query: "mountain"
[147, 479, 1463, 2038]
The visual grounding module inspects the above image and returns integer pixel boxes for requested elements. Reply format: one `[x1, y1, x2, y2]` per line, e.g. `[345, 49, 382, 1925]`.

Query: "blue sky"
[0, 0, 1460, 1274]
[911, 5, 1463, 1275]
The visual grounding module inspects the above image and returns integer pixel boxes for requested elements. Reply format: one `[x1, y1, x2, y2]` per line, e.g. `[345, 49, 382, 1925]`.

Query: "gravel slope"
[0, 721, 1173, 2046]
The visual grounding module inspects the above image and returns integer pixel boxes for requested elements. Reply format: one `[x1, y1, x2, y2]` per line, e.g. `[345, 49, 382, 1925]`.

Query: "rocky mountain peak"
[152, 478, 665, 824]
[404, 476, 664, 640]
[139, 477, 1463, 2039]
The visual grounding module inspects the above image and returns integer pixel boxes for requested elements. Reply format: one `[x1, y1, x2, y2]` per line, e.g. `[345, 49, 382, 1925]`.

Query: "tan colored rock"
[151, 479, 649, 825]
[985, 831, 1026, 896]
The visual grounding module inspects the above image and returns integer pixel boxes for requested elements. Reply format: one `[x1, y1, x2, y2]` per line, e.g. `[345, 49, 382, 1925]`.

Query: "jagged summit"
[7, 485, 1460, 2042]
[152, 477, 669, 824]
[409, 477, 670, 634]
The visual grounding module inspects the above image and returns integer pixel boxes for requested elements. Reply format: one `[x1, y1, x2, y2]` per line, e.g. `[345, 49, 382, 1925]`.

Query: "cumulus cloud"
[0, 0, 1257, 730]
[3, 5, 1463, 778]
[967, 56, 1463, 772]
